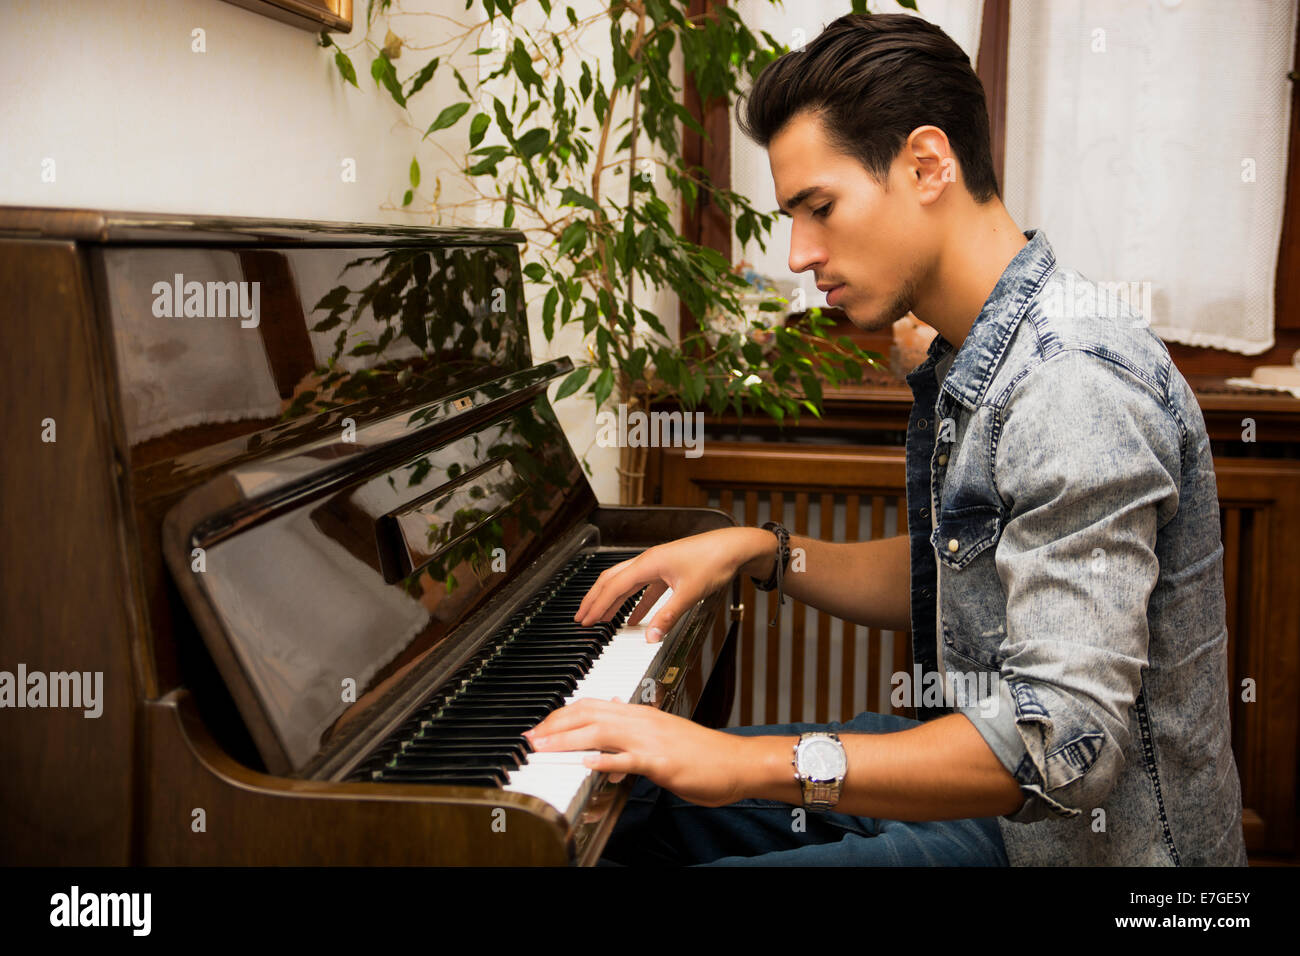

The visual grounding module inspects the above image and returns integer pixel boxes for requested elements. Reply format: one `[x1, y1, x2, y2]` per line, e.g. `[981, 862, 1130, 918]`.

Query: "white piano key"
[525, 750, 599, 764]
[504, 588, 674, 815]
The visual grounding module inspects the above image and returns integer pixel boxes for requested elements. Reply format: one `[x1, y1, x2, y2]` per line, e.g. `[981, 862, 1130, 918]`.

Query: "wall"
[0, 0, 669, 501]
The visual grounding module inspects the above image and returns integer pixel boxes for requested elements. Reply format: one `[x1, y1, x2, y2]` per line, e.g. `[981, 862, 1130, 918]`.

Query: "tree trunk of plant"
[617, 441, 648, 505]
[616, 393, 647, 505]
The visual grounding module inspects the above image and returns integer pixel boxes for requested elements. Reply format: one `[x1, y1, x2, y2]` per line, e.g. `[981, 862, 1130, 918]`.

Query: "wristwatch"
[792, 732, 847, 811]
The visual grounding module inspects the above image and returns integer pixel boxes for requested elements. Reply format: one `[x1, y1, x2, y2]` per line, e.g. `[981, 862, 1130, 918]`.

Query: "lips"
[825, 284, 846, 307]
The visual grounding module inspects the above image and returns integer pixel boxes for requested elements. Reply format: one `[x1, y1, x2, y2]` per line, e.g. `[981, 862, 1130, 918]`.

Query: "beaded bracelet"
[751, 521, 792, 627]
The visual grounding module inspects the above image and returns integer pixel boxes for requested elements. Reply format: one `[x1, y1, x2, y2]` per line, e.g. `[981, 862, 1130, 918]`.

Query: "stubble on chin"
[848, 275, 918, 333]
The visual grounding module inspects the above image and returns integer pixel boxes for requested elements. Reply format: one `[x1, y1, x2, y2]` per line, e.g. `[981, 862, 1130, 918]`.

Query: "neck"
[911, 200, 1028, 351]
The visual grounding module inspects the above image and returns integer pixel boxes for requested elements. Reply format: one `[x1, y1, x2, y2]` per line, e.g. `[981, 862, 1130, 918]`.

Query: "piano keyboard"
[353, 550, 674, 818]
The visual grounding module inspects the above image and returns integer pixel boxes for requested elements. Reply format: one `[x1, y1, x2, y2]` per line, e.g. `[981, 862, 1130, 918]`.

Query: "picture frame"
[218, 0, 352, 33]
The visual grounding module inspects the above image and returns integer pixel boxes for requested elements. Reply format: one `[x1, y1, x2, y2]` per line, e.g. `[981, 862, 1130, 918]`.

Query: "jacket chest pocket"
[931, 503, 1003, 571]
[932, 503, 1007, 670]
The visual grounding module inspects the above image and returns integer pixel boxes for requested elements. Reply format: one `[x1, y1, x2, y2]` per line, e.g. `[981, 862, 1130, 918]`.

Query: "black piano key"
[439, 703, 552, 719]
[399, 741, 527, 760]
[422, 718, 539, 730]
[463, 676, 575, 693]
[388, 756, 519, 772]
[494, 642, 599, 655]
[354, 547, 657, 788]
[406, 733, 532, 752]
[373, 769, 507, 786]
[490, 652, 596, 668]
[503, 636, 606, 648]
[449, 690, 566, 705]
[475, 663, 584, 683]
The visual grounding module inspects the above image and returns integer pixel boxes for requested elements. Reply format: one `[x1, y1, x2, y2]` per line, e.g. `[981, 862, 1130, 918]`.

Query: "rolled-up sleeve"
[953, 349, 1182, 823]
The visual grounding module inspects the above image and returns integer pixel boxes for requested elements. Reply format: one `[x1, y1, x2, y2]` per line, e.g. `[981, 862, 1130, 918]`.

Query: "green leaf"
[333, 50, 359, 88]
[555, 365, 590, 401]
[800, 372, 824, 408]
[407, 56, 439, 96]
[467, 155, 501, 176]
[402, 189, 413, 206]
[425, 101, 470, 136]
[687, 368, 706, 407]
[491, 97, 514, 140]
[559, 186, 601, 214]
[542, 286, 558, 340]
[556, 221, 587, 258]
[370, 52, 407, 107]
[523, 263, 547, 282]
[516, 127, 550, 157]
[503, 203, 515, 227]
[626, 347, 646, 381]
[510, 38, 544, 92]
[636, 307, 669, 339]
[468, 112, 490, 147]
[409, 157, 420, 188]
[592, 366, 614, 407]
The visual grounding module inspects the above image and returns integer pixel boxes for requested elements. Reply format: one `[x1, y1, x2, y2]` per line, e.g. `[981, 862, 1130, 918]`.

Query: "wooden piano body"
[0, 207, 737, 865]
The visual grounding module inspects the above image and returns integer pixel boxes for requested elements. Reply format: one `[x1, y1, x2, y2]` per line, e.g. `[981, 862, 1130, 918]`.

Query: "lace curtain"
[1003, 0, 1298, 354]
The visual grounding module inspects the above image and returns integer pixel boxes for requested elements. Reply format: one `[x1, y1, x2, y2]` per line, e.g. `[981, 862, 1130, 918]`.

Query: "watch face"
[797, 737, 846, 781]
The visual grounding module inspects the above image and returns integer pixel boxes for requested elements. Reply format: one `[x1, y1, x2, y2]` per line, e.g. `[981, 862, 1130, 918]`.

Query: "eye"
[812, 204, 832, 220]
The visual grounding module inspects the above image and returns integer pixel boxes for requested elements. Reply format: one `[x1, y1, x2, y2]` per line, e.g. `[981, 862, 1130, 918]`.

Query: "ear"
[903, 125, 957, 206]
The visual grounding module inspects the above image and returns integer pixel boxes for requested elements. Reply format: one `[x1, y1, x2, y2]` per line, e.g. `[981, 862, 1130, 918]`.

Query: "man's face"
[769, 110, 932, 332]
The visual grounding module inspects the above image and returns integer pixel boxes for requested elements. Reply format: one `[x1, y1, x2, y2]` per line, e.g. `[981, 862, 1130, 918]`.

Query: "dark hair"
[736, 13, 999, 203]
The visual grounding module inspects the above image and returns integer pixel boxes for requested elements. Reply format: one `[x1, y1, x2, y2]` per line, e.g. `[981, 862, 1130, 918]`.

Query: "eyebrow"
[776, 185, 829, 216]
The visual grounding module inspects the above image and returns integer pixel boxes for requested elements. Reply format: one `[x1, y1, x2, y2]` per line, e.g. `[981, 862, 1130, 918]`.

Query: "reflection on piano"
[0, 207, 738, 865]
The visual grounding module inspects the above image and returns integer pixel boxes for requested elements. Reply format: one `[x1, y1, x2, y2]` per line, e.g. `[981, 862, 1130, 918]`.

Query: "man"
[525, 12, 1247, 866]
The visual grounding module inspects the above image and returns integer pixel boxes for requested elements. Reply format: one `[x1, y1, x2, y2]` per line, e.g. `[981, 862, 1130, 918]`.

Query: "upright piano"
[0, 206, 738, 865]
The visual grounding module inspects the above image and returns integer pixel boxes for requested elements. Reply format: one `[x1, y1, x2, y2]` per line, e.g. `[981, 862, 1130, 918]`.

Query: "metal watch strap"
[802, 779, 839, 811]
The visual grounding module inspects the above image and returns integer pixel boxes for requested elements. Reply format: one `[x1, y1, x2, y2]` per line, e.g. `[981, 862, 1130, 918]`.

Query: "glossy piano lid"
[163, 380, 594, 777]
[0, 204, 527, 246]
[79, 224, 599, 776]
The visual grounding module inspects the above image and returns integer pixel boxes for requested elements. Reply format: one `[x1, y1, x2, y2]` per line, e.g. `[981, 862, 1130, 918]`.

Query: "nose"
[787, 217, 825, 278]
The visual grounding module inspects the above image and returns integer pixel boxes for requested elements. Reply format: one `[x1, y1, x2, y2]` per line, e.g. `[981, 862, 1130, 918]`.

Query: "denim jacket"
[904, 230, 1246, 866]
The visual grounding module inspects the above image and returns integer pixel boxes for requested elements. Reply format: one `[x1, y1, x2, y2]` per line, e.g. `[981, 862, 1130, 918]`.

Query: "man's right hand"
[573, 527, 777, 642]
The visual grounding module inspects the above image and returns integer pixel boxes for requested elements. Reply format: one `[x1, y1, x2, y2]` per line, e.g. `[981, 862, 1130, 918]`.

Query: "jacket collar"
[905, 229, 1057, 410]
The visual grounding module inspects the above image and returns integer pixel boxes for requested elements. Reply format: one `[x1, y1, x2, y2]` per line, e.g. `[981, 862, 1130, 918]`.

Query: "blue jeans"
[600, 710, 1009, 866]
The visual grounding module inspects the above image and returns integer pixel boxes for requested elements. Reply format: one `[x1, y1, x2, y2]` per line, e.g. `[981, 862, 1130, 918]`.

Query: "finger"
[528, 724, 613, 754]
[525, 698, 628, 740]
[626, 582, 668, 626]
[583, 751, 642, 776]
[643, 592, 696, 643]
[576, 561, 662, 627]
[573, 560, 637, 625]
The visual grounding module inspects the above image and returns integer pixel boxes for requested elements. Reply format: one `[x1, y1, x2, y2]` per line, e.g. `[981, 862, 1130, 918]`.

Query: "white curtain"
[732, 1, 986, 306]
[1004, 0, 1298, 355]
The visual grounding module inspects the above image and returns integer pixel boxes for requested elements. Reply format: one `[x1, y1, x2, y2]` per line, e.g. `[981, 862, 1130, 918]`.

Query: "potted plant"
[319, 0, 892, 502]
